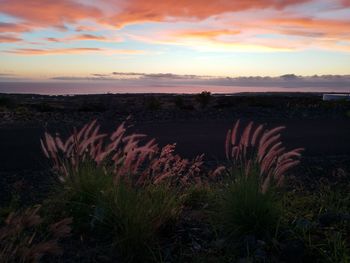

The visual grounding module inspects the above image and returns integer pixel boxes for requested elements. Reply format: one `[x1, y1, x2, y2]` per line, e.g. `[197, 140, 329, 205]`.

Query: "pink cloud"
[174, 29, 241, 40]
[0, 34, 22, 43]
[45, 34, 121, 43]
[3, 47, 146, 55]
[70, 34, 108, 41]
[0, 22, 30, 33]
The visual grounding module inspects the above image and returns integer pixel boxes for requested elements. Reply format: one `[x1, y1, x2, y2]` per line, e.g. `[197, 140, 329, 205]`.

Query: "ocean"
[0, 81, 349, 95]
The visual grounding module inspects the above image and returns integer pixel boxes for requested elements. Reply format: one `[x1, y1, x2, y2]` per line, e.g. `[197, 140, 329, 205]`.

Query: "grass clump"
[41, 120, 203, 262]
[51, 164, 183, 262]
[0, 206, 71, 263]
[215, 120, 302, 239]
[219, 173, 281, 239]
[103, 182, 182, 261]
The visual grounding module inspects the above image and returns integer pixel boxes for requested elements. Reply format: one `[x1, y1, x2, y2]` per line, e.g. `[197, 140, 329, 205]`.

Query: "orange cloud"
[1, 0, 349, 54]
[266, 17, 350, 39]
[106, 0, 312, 26]
[46, 37, 60, 42]
[175, 29, 240, 39]
[0, 0, 102, 29]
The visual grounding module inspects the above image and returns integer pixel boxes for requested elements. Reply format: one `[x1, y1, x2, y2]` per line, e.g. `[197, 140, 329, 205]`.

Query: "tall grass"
[0, 206, 71, 263]
[215, 120, 302, 240]
[224, 120, 303, 192]
[41, 119, 203, 261]
[41, 119, 204, 187]
[40, 118, 308, 260]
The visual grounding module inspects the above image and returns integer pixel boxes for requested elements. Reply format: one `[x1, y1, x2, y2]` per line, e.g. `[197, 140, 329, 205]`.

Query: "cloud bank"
[46, 72, 350, 89]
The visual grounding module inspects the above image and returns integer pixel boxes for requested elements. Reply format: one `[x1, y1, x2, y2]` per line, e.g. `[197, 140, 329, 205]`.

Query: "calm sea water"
[0, 82, 349, 95]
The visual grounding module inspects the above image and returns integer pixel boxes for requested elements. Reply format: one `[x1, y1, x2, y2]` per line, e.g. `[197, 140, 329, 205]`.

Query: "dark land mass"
[1, 92, 350, 163]
[1, 92, 350, 262]
[0, 92, 350, 197]
[0, 92, 348, 186]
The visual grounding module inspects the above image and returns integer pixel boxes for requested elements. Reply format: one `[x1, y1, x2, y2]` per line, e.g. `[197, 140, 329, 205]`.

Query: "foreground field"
[0, 93, 349, 262]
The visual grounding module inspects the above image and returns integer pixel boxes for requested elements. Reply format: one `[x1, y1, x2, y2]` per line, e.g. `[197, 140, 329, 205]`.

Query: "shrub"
[174, 96, 195, 110]
[15, 106, 31, 116]
[78, 102, 107, 112]
[195, 91, 212, 108]
[0, 97, 16, 109]
[145, 96, 162, 111]
[31, 102, 56, 112]
[174, 96, 187, 110]
[0, 206, 71, 263]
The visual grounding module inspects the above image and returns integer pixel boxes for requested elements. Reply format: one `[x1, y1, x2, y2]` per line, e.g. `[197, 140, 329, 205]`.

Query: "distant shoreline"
[0, 82, 349, 96]
[0, 91, 338, 97]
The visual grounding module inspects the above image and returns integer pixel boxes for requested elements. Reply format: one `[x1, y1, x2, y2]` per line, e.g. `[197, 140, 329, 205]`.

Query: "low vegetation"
[195, 91, 212, 108]
[0, 206, 71, 263]
[1, 117, 349, 262]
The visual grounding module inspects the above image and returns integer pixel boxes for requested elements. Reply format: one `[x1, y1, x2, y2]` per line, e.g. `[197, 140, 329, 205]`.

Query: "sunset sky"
[1, 0, 350, 79]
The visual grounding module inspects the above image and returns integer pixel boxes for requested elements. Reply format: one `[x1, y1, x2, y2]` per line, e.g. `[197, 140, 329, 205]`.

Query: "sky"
[0, 0, 350, 80]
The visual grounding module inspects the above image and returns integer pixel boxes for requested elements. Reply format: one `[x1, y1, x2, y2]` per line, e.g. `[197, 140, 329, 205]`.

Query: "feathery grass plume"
[0, 206, 71, 263]
[224, 120, 303, 192]
[41, 120, 202, 261]
[41, 119, 203, 187]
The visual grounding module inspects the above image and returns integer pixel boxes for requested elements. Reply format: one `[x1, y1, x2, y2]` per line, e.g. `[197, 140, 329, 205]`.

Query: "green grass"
[45, 161, 183, 262]
[281, 178, 350, 263]
[217, 174, 282, 239]
[3, 165, 350, 262]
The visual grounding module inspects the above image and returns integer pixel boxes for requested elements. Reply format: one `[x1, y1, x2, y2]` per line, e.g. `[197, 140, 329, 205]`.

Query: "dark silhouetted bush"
[0, 97, 16, 109]
[195, 91, 212, 108]
[145, 96, 162, 111]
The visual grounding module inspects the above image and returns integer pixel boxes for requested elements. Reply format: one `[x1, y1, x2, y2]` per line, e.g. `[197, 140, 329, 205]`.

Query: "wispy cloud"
[3, 47, 145, 55]
[0, 34, 22, 43]
[0, 22, 30, 33]
[70, 34, 108, 41]
[45, 33, 122, 42]
[174, 29, 241, 39]
[112, 72, 207, 79]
